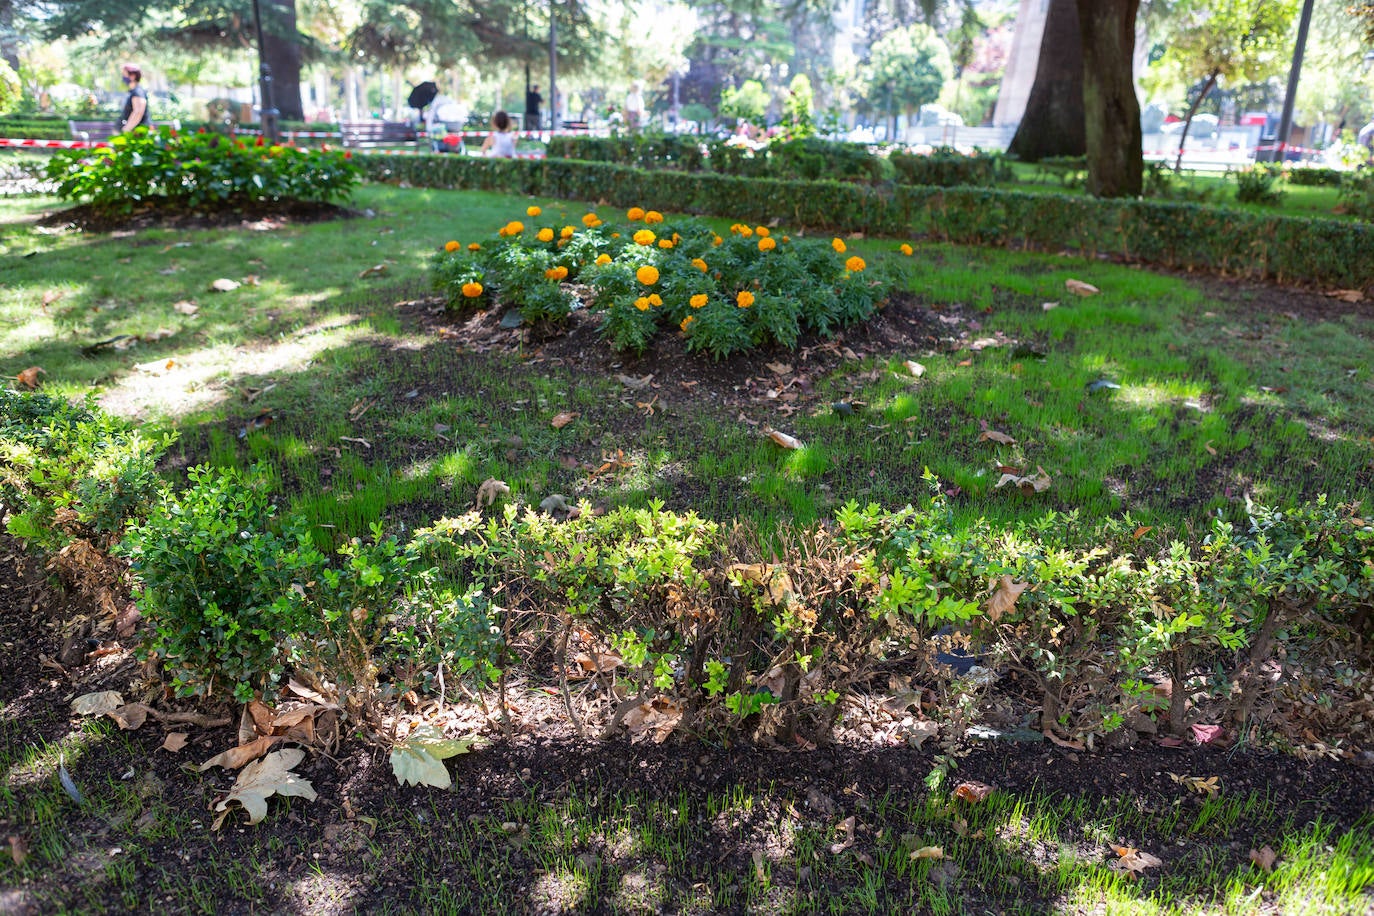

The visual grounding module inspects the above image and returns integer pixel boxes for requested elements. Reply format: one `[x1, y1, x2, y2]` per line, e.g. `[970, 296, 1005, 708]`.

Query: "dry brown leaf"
[994, 466, 1052, 495]
[210, 278, 240, 292]
[911, 846, 944, 860]
[979, 429, 1016, 445]
[286, 679, 331, 704]
[172, 300, 199, 315]
[1065, 279, 1100, 296]
[357, 264, 388, 279]
[8, 835, 27, 867]
[622, 697, 684, 743]
[728, 563, 795, 605]
[984, 576, 1028, 623]
[765, 361, 792, 375]
[245, 699, 275, 736]
[1109, 846, 1163, 876]
[1041, 301, 1060, 311]
[1249, 845, 1278, 873]
[616, 373, 653, 390]
[574, 651, 624, 674]
[766, 429, 803, 450]
[15, 366, 44, 389]
[212, 748, 316, 828]
[199, 735, 277, 771]
[1204, 440, 1217, 456]
[475, 477, 510, 508]
[905, 360, 926, 378]
[160, 732, 189, 753]
[968, 337, 1002, 351]
[109, 703, 151, 730]
[550, 411, 577, 429]
[1326, 288, 1365, 303]
[1043, 730, 1085, 751]
[72, 690, 124, 717]
[953, 781, 994, 804]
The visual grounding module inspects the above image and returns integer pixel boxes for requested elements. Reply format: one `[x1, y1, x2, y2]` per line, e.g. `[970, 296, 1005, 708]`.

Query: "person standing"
[624, 81, 644, 132]
[118, 64, 150, 133]
[525, 84, 542, 131]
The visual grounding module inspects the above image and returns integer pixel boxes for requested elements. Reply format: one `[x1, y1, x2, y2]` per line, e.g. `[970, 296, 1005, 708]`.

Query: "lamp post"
[251, 0, 280, 143]
[1267, 0, 1314, 163]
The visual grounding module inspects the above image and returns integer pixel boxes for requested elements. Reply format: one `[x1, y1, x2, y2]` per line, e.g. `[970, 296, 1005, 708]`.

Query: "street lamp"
[251, 0, 280, 143]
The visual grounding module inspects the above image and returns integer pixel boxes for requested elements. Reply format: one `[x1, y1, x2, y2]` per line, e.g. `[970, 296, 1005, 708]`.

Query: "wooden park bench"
[68, 120, 119, 144]
[338, 121, 419, 149]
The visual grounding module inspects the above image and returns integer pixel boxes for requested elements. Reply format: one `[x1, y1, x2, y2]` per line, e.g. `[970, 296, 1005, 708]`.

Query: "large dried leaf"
[72, 691, 124, 717]
[954, 781, 994, 804]
[550, 411, 578, 429]
[475, 477, 510, 508]
[213, 748, 316, 828]
[199, 735, 277, 771]
[1249, 845, 1278, 873]
[979, 429, 1016, 445]
[1065, 279, 1099, 296]
[994, 466, 1051, 495]
[1109, 845, 1163, 876]
[766, 429, 803, 450]
[160, 732, 189, 753]
[210, 278, 241, 292]
[109, 703, 151, 730]
[984, 576, 1028, 623]
[904, 360, 926, 378]
[622, 697, 684, 743]
[390, 724, 485, 789]
[15, 366, 45, 389]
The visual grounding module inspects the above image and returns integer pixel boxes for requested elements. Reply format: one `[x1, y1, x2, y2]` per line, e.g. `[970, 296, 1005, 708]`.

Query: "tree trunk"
[1076, 0, 1143, 197]
[1173, 71, 1218, 172]
[262, 0, 304, 121]
[1007, 0, 1084, 163]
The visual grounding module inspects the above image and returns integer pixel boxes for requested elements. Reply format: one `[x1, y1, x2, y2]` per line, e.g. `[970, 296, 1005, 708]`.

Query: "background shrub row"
[360, 155, 1374, 288]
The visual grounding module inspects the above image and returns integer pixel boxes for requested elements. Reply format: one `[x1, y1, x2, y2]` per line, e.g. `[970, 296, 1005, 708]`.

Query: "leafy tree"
[0, 58, 18, 114]
[865, 23, 952, 123]
[1351, 2, 1374, 43]
[1157, 0, 1297, 170]
[719, 77, 769, 123]
[780, 72, 815, 138]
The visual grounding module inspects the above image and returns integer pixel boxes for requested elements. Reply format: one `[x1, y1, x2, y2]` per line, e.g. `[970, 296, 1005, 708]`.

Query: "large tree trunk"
[1007, 0, 1084, 162]
[1076, 0, 1142, 197]
[262, 0, 303, 121]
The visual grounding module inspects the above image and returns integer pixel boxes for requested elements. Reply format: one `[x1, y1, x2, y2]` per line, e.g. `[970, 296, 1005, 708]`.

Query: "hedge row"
[359, 155, 1374, 288]
[545, 135, 894, 183]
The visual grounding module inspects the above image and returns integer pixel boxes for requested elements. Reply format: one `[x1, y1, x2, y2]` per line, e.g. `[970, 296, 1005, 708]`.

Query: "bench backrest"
[339, 121, 419, 147]
[69, 120, 119, 142]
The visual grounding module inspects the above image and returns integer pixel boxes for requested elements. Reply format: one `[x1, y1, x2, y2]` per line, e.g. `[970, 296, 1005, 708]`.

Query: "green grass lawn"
[1, 182, 1371, 548]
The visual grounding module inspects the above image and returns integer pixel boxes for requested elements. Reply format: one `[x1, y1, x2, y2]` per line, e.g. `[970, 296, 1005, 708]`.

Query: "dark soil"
[33, 199, 360, 234]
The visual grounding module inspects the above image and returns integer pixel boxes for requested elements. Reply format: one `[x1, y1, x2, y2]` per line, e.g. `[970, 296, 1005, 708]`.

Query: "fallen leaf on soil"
[1109, 845, 1163, 876]
[752, 848, 767, 880]
[766, 429, 803, 450]
[8, 835, 27, 866]
[957, 359, 973, 367]
[616, 373, 653, 390]
[172, 300, 198, 315]
[72, 690, 124, 717]
[1325, 288, 1365, 303]
[1204, 440, 1217, 456]
[390, 724, 486, 789]
[994, 466, 1051, 495]
[475, 477, 510, 508]
[210, 278, 240, 292]
[1249, 845, 1278, 873]
[1043, 730, 1085, 751]
[766, 362, 792, 375]
[984, 576, 1028, 623]
[245, 699, 275, 737]
[573, 651, 624, 674]
[109, 703, 151, 730]
[1066, 279, 1099, 296]
[968, 337, 1002, 351]
[1191, 723, 1224, 745]
[160, 732, 188, 753]
[622, 697, 684, 743]
[905, 360, 926, 377]
[829, 816, 857, 854]
[953, 781, 994, 804]
[1042, 301, 1060, 311]
[286, 679, 331, 704]
[979, 429, 1016, 445]
[42, 290, 63, 307]
[213, 748, 317, 828]
[540, 494, 570, 514]
[911, 846, 944, 861]
[15, 366, 44, 389]
[906, 719, 939, 748]
[358, 264, 388, 279]
[1157, 735, 1186, 748]
[1134, 526, 1154, 539]
[199, 735, 278, 771]
[550, 411, 577, 429]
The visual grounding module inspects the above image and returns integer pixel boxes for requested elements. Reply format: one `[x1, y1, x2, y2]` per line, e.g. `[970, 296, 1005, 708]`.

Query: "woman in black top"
[119, 64, 149, 133]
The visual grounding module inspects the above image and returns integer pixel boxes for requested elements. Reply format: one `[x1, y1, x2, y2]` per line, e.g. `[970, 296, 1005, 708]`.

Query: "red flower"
[255, 135, 264, 147]
[343, 151, 352, 159]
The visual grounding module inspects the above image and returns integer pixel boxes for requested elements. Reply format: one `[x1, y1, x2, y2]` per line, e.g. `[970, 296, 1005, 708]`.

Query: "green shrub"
[1284, 165, 1345, 187]
[116, 465, 326, 701]
[0, 389, 173, 553]
[1338, 169, 1374, 222]
[45, 126, 360, 216]
[890, 147, 1007, 187]
[1234, 165, 1285, 206]
[431, 209, 890, 358]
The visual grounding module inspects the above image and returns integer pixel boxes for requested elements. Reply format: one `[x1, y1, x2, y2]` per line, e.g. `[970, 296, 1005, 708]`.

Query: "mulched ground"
[33, 199, 360, 234]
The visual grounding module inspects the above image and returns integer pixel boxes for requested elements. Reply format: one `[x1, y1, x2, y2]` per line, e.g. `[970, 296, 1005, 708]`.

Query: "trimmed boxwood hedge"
[546, 135, 894, 183]
[359, 154, 1374, 288]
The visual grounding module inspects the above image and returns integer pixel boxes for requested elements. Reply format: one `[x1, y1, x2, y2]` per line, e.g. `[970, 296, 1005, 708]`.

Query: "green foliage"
[0, 389, 173, 553]
[865, 24, 953, 116]
[1338, 169, 1374, 222]
[890, 148, 1008, 187]
[779, 74, 816, 140]
[1158, 0, 1298, 92]
[545, 135, 888, 183]
[116, 465, 326, 702]
[430, 211, 890, 358]
[1234, 165, 1284, 205]
[1283, 166, 1345, 187]
[44, 127, 360, 216]
[0, 62, 21, 116]
[719, 79, 770, 124]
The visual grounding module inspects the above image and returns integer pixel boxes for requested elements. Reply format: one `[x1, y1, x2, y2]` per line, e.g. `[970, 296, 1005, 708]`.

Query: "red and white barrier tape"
[0, 137, 110, 149]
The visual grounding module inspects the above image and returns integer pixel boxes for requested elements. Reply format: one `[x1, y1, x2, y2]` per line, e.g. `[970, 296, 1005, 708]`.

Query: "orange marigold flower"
[633, 229, 656, 246]
[691, 258, 708, 272]
[737, 290, 755, 308]
[712, 234, 723, 247]
[627, 207, 646, 221]
[468, 243, 482, 251]
[537, 227, 555, 242]
[680, 316, 695, 331]
[846, 256, 866, 272]
[758, 237, 777, 252]
[527, 205, 542, 217]
[462, 281, 484, 298]
[644, 210, 664, 224]
[832, 238, 846, 253]
[595, 253, 612, 266]
[507, 221, 525, 234]
[689, 293, 708, 308]
[634, 297, 651, 311]
[658, 239, 674, 249]
[445, 240, 461, 252]
[545, 266, 568, 280]
[561, 226, 575, 239]
[899, 243, 914, 256]
[648, 293, 663, 306]
[755, 226, 770, 237]
[636, 265, 660, 285]
[582, 212, 600, 226]
[739, 225, 754, 237]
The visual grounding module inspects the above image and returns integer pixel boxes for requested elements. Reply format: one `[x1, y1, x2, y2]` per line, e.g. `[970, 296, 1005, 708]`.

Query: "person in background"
[1359, 118, 1374, 162]
[525, 84, 542, 131]
[624, 81, 644, 132]
[481, 110, 517, 158]
[118, 64, 150, 133]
